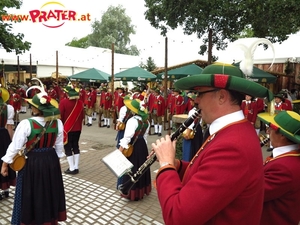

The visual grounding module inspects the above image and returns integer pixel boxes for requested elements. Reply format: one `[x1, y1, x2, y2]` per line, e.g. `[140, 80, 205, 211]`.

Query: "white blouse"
[119, 115, 149, 149]
[1, 117, 65, 164]
[7, 104, 15, 125]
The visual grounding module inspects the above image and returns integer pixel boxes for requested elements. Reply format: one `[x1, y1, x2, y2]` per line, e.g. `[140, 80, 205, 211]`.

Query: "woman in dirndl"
[118, 98, 151, 201]
[0, 86, 16, 200]
[115, 96, 133, 188]
[1, 78, 67, 225]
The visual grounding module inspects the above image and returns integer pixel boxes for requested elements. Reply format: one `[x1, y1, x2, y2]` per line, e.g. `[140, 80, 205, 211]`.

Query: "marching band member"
[8, 86, 21, 128]
[274, 92, 293, 114]
[151, 63, 273, 224]
[118, 99, 151, 201]
[0, 86, 16, 200]
[1, 78, 67, 225]
[182, 93, 203, 161]
[149, 88, 165, 136]
[241, 94, 258, 128]
[259, 111, 300, 224]
[59, 84, 84, 175]
[100, 87, 112, 128]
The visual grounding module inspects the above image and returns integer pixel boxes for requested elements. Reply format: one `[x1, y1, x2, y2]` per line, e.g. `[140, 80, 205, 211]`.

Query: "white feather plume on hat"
[233, 38, 276, 77]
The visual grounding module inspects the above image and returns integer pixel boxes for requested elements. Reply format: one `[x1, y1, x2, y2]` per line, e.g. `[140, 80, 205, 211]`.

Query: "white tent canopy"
[0, 45, 140, 78]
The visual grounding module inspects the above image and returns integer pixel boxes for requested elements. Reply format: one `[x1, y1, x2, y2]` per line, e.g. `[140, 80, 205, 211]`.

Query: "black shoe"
[64, 168, 78, 174]
[92, 118, 96, 121]
[102, 125, 107, 127]
[107, 125, 110, 128]
[158, 133, 162, 136]
[0, 193, 3, 200]
[87, 123, 92, 127]
[86, 123, 90, 126]
[74, 169, 79, 173]
[3, 191, 9, 198]
[154, 132, 158, 135]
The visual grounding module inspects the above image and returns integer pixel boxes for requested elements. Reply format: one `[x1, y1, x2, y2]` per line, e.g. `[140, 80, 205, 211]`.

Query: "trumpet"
[118, 108, 201, 196]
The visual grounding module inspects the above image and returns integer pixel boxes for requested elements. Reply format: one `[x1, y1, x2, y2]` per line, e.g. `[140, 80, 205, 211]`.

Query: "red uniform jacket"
[132, 93, 144, 101]
[79, 88, 86, 103]
[156, 121, 264, 225]
[48, 89, 57, 100]
[167, 93, 174, 113]
[115, 93, 125, 112]
[275, 101, 292, 113]
[284, 99, 293, 110]
[146, 93, 155, 111]
[59, 91, 67, 101]
[261, 153, 300, 224]
[255, 98, 265, 113]
[173, 95, 184, 114]
[100, 92, 112, 110]
[149, 95, 165, 117]
[85, 92, 94, 109]
[241, 100, 258, 123]
[90, 90, 97, 106]
[186, 98, 194, 112]
[9, 93, 21, 111]
[59, 98, 84, 132]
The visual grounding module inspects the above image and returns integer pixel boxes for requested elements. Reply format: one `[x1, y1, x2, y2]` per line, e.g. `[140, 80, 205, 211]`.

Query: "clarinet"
[118, 108, 201, 196]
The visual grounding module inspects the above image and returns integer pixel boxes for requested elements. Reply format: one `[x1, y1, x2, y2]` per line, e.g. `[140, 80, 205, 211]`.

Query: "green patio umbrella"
[233, 62, 277, 83]
[113, 66, 156, 81]
[156, 64, 203, 80]
[69, 68, 111, 82]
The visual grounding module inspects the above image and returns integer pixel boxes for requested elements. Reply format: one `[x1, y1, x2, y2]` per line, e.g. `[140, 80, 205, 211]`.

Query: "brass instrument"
[182, 128, 195, 140]
[118, 108, 201, 196]
[117, 122, 125, 131]
[259, 133, 270, 147]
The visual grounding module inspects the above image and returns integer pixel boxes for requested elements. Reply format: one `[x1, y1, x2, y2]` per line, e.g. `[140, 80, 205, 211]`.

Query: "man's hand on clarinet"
[151, 135, 176, 167]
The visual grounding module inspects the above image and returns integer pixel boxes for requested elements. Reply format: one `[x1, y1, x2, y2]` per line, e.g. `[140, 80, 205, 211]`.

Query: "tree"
[139, 57, 157, 72]
[65, 36, 89, 48]
[144, 0, 300, 64]
[67, 5, 139, 56]
[0, 0, 31, 54]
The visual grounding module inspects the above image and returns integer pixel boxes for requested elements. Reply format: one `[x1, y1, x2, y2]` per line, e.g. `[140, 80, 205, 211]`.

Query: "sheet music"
[101, 149, 133, 178]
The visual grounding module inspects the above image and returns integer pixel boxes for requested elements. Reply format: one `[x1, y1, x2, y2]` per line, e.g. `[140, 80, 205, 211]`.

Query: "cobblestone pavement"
[0, 112, 165, 225]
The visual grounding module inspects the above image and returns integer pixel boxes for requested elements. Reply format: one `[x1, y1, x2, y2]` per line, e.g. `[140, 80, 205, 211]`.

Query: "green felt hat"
[274, 93, 285, 100]
[175, 63, 273, 101]
[25, 78, 60, 121]
[258, 111, 300, 143]
[64, 83, 79, 99]
[124, 99, 148, 120]
[0, 87, 9, 104]
[187, 93, 196, 100]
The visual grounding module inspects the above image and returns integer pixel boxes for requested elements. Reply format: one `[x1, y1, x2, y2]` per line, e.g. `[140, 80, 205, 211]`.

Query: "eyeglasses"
[196, 89, 219, 97]
[265, 123, 279, 132]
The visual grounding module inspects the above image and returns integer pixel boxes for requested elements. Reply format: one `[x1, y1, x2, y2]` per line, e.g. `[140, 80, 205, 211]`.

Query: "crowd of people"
[0, 61, 300, 224]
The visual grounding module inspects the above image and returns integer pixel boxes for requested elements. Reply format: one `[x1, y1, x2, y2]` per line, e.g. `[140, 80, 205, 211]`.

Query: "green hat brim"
[25, 96, 60, 121]
[175, 74, 273, 101]
[0, 87, 9, 103]
[124, 99, 148, 119]
[258, 111, 300, 144]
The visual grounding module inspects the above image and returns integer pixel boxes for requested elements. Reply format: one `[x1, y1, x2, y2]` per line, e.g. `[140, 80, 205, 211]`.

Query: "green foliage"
[144, 0, 300, 63]
[88, 5, 139, 56]
[139, 57, 157, 72]
[0, 0, 31, 54]
[65, 36, 89, 48]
